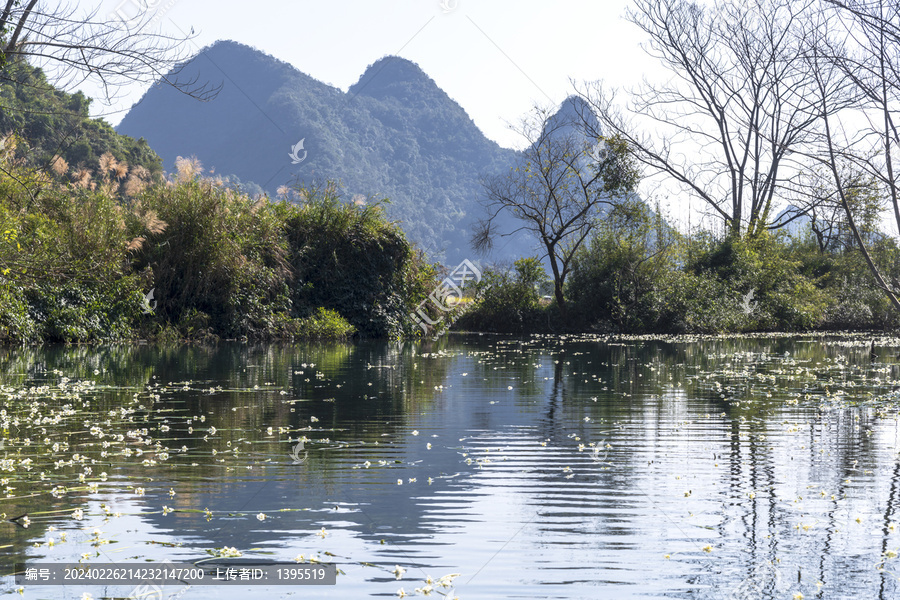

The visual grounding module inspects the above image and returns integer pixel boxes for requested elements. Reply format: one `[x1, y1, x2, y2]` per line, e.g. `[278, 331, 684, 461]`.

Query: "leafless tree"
[0, 1, 215, 103]
[805, 0, 900, 311]
[473, 99, 640, 319]
[790, 161, 884, 253]
[581, 0, 835, 239]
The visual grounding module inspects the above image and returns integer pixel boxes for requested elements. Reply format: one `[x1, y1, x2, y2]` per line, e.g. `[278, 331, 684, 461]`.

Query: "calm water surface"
[2, 334, 900, 599]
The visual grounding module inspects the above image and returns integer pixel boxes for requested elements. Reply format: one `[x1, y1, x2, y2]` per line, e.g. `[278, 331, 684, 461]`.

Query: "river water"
[2, 333, 900, 599]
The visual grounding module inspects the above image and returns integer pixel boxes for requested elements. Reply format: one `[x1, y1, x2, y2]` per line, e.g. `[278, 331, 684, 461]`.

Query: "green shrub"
[283, 182, 436, 338]
[0, 137, 435, 343]
[130, 176, 434, 340]
[791, 231, 900, 330]
[295, 307, 357, 340]
[688, 233, 829, 331]
[454, 258, 547, 333]
[568, 201, 685, 332]
[652, 271, 748, 334]
[25, 277, 145, 343]
[0, 281, 36, 342]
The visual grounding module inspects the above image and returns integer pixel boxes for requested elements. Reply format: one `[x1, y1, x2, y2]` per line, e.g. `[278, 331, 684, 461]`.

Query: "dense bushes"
[0, 147, 435, 342]
[453, 258, 547, 333]
[790, 236, 900, 331]
[567, 201, 680, 332]
[281, 183, 436, 337]
[459, 200, 900, 334]
[686, 234, 831, 331]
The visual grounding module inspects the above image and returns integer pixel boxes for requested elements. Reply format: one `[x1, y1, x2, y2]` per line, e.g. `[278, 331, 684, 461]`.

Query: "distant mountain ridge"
[117, 40, 523, 264]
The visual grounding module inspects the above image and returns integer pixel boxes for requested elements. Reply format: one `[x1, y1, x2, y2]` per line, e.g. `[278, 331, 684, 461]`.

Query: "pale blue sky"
[96, 0, 657, 150]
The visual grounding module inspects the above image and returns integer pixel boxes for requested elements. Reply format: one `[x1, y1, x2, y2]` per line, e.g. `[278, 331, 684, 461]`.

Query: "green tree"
[454, 258, 547, 333]
[568, 200, 677, 332]
[474, 100, 640, 320]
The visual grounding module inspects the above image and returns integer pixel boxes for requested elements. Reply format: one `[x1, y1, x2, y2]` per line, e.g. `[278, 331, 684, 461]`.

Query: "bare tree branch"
[804, 0, 900, 311]
[580, 0, 839, 239]
[0, 1, 217, 104]
[474, 99, 640, 319]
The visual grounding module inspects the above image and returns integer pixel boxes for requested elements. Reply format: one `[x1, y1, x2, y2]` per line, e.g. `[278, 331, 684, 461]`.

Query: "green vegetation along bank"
[2, 60, 899, 342]
[0, 146, 436, 343]
[456, 200, 900, 335]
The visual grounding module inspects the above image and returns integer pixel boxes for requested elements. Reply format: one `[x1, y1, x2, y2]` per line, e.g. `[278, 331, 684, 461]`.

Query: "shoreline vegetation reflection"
[1, 333, 900, 598]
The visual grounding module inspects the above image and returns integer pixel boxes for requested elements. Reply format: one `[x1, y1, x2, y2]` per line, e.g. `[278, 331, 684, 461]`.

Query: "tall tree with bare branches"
[581, 0, 834, 239]
[804, 0, 900, 312]
[473, 98, 640, 319]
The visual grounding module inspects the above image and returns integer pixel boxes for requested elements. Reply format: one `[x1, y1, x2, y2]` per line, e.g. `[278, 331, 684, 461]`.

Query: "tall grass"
[0, 147, 436, 342]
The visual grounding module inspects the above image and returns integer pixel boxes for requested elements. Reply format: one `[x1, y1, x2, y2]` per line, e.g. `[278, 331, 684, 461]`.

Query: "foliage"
[687, 233, 830, 331]
[454, 258, 548, 333]
[567, 209, 840, 334]
[0, 60, 162, 179]
[789, 233, 900, 331]
[568, 200, 678, 332]
[293, 307, 357, 340]
[130, 172, 434, 340]
[24, 278, 146, 343]
[0, 281, 35, 342]
[0, 133, 435, 342]
[282, 182, 436, 338]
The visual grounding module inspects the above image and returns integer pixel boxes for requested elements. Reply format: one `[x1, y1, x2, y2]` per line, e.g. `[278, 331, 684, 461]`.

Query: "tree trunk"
[546, 241, 568, 320]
